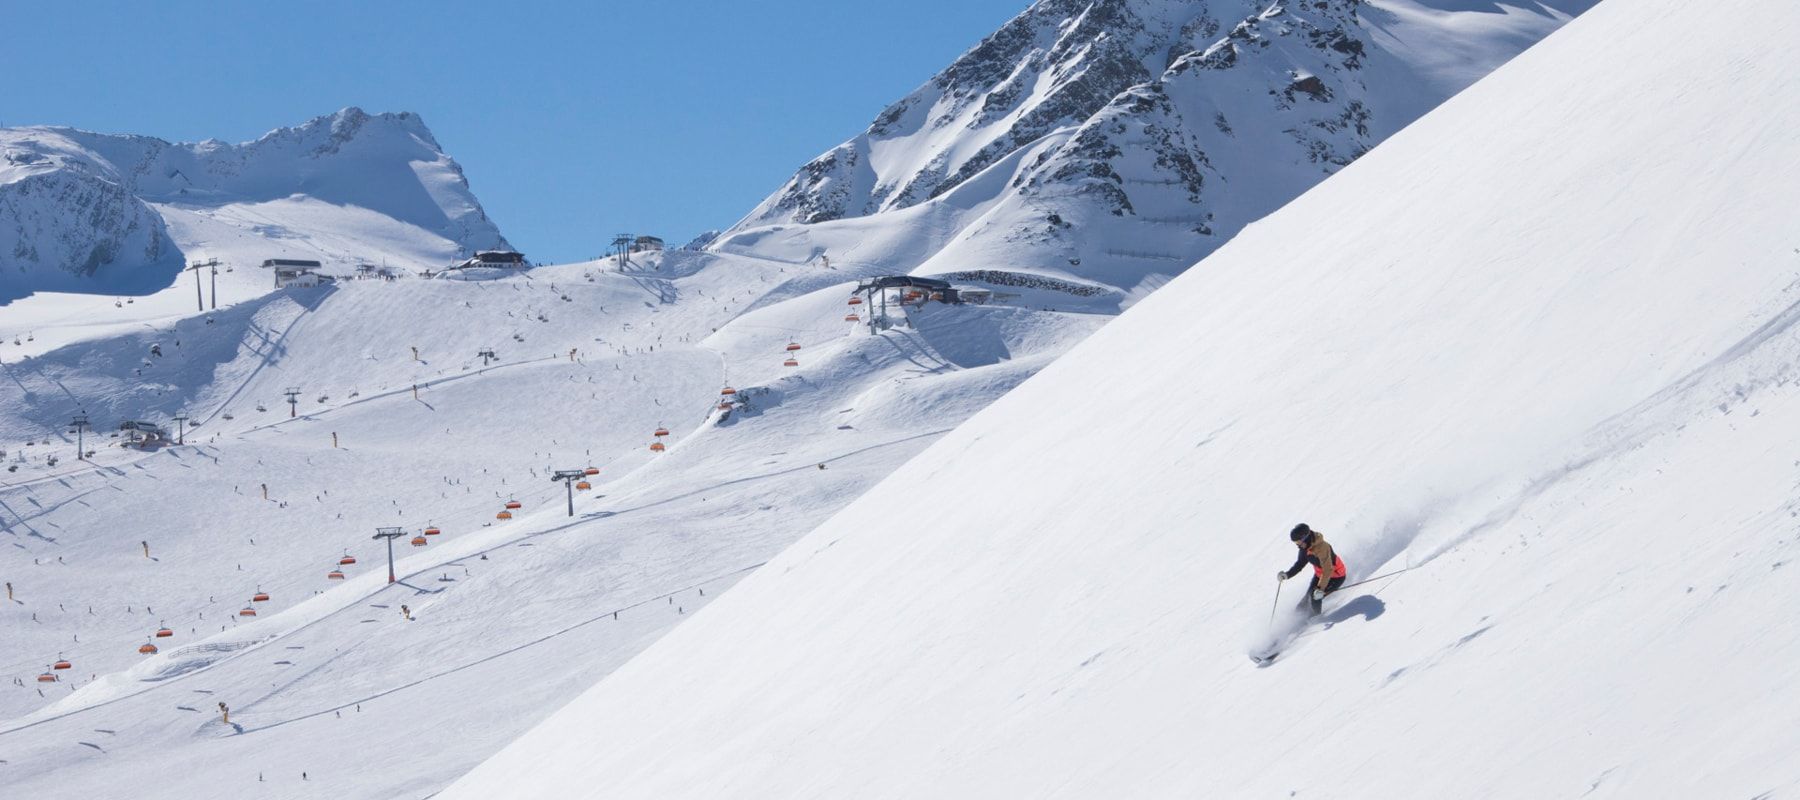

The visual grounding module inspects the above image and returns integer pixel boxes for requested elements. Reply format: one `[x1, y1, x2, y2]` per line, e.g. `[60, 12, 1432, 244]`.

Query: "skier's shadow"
[1322, 595, 1386, 628]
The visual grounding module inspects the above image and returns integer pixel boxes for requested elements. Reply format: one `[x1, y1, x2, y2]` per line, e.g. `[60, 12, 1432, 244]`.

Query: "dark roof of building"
[856, 276, 952, 292]
[263, 259, 323, 268]
[473, 251, 526, 263]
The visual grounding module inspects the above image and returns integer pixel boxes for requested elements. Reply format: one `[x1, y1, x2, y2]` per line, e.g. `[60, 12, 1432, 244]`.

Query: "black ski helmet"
[1289, 523, 1312, 542]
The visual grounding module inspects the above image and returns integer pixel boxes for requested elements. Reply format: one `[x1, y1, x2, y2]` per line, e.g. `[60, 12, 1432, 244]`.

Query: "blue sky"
[1, 0, 1026, 263]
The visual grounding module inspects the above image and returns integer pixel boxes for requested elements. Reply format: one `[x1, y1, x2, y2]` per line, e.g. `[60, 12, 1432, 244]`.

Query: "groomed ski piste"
[0, 245, 1106, 797]
[438, 1, 1800, 797]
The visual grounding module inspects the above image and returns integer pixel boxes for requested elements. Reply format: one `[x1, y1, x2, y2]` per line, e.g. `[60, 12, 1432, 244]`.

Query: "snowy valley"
[0, 244, 1102, 798]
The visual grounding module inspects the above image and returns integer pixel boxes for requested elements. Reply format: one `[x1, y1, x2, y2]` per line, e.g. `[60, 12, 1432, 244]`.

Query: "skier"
[1277, 523, 1346, 616]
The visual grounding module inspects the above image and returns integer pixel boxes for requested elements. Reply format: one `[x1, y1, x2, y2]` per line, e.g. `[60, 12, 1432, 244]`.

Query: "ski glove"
[1311, 589, 1326, 601]
[1276, 571, 1289, 582]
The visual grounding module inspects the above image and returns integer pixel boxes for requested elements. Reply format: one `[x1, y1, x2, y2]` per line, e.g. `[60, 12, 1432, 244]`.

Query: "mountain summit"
[0, 107, 508, 302]
[716, 0, 1594, 296]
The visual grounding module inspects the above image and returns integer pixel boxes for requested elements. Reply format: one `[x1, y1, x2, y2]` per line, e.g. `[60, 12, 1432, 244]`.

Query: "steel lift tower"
[69, 412, 90, 460]
[372, 527, 407, 583]
[551, 469, 587, 517]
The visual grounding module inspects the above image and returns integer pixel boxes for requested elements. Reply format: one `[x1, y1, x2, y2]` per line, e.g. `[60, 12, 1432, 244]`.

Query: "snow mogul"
[1277, 523, 1346, 615]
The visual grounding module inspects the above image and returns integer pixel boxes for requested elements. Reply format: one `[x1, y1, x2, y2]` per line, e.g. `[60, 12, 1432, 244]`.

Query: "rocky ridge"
[720, 0, 1594, 294]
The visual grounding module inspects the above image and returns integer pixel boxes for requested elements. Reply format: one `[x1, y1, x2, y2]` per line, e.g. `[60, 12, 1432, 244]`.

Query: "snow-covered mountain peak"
[716, 0, 1593, 297]
[0, 108, 508, 304]
[242, 106, 442, 161]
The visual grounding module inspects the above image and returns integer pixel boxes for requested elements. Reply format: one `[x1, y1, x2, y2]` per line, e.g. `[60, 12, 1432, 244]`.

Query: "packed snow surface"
[442, 0, 1800, 797]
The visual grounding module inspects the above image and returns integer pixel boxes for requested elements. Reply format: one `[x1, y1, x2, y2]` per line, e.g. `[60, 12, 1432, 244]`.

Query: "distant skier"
[1277, 523, 1347, 616]
[149, 344, 162, 358]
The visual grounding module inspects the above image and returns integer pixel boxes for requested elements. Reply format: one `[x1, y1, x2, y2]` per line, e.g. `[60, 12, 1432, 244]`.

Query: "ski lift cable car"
[575, 481, 592, 490]
[410, 536, 427, 547]
[505, 500, 522, 509]
[340, 554, 357, 566]
[252, 590, 270, 602]
[653, 427, 669, 437]
[785, 342, 802, 351]
[650, 442, 666, 453]
[720, 387, 737, 395]
[53, 657, 71, 670]
[784, 359, 799, 367]
[139, 643, 158, 655]
[497, 511, 513, 520]
[583, 467, 600, 475]
[327, 570, 346, 580]
[239, 607, 257, 617]
[424, 526, 441, 535]
[36, 672, 56, 683]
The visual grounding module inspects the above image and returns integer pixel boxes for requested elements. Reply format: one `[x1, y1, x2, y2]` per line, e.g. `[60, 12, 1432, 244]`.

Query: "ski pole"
[1268, 577, 1283, 627]
[1340, 566, 1415, 592]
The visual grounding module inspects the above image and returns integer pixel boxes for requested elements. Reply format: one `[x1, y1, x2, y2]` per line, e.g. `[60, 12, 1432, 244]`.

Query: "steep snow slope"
[0, 246, 1101, 798]
[441, 1, 1800, 797]
[715, 0, 1594, 295]
[0, 107, 508, 304]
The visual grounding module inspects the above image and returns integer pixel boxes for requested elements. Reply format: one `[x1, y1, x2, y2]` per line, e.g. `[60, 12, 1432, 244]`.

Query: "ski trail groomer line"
[1277, 523, 1347, 615]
